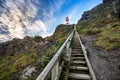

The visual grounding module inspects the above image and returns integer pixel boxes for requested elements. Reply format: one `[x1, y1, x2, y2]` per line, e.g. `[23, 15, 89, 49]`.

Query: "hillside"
[77, 0, 120, 80]
[77, 0, 120, 50]
[0, 24, 74, 80]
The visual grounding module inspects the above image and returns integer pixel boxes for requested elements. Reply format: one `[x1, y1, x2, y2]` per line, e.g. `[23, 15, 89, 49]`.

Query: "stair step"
[73, 47, 81, 48]
[73, 43, 80, 44]
[71, 54, 84, 56]
[71, 57, 85, 60]
[68, 73, 91, 79]
[72, 49, 82, 51]
[71, 52, 83, 54]
[69, 66, 88, 70]
[72, 51, 83, 53]
[73, 46, 82, 49]
[71, 61, 86, 64]
[71, 55, 84, 57]
[74, 48, 82, 50]
[71, 54, 84, 57]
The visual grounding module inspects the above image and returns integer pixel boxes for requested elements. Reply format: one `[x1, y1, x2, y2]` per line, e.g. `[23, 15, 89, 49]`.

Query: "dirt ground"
[80, 35, 120, 80]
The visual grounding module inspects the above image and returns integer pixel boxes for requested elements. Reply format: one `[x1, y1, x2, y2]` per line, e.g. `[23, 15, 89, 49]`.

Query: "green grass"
[78, 22, 120, 50]
[0, 49, 57, 80]
[0, 53, 38, 80]
[95, 25, 120, 50]
[78, 27, 101, 35]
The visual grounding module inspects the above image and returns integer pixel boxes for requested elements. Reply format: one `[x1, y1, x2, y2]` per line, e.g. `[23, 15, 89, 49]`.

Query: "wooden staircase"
[36, 26, 97, 80]
[68, 33, 91, 80]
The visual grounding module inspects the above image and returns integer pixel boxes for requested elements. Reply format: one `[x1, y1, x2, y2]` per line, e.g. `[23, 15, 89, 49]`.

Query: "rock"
[19, 65, 37, 80]
[107, 14, 111, 18]
[0, 36, 35, 56]
[78, 0, 120, 24]
[115, 0, 120, 18]
[80, 10, 93, 22]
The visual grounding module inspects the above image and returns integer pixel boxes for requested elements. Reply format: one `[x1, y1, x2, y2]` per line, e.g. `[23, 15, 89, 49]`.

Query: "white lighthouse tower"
[66, 16, 69, 25]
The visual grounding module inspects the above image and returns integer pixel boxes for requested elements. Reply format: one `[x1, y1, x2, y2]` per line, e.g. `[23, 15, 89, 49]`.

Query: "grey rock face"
[80, 10, 93, 22]
[0, 36, 32, 55]
[115, 0, 120, 18]
[103, 0, 110, 3]
[19, 65, 37, 80]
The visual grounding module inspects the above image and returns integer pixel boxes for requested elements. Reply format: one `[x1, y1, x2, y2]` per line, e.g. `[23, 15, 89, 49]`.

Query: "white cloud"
[0, 0, 50, 42]
[26, 2, 38, 18]
[0, 0, 69, 42]
[41, 32, 53, 38]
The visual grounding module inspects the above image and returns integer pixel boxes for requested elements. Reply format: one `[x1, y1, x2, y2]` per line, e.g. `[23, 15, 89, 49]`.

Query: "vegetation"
[34, 35, 43, 42]
[77, 1, 120, 50]
[0, 24, 74, 80]
[95, 24, 120, 50]
[0, 53, 38, 80]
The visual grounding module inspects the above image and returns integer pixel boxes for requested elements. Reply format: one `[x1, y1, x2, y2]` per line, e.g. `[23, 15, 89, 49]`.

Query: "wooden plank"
[71, 61, 86, 64]
[68, 73, 91, 79]
[69, 66, 88, 70]
[71, 57, 85, 60]
[71, 53, 83, 55]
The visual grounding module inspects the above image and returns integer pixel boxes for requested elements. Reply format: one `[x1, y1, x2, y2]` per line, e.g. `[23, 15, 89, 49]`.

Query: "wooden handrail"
[36, 30, 74, 80]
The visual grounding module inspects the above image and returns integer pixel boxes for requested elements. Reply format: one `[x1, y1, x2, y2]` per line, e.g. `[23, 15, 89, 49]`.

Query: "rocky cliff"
[79, 0, 120, 23]
[103, 0, 111, 3]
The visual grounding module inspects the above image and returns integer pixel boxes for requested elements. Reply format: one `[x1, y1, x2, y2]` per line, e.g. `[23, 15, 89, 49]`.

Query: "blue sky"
[0, 0, 103, 42]
[47, 0, 102, 34]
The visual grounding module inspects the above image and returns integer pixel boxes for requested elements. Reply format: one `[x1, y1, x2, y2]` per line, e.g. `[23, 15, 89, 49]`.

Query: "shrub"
[34, 36, 43, 42]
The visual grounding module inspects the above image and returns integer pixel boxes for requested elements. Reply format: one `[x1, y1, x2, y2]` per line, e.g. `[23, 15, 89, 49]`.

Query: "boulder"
[19, 65, 37, 80]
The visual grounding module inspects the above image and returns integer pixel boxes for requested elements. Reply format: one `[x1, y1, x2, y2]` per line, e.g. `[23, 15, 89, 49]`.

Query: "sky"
[0, 0, 103, 42]
[48, 0, 103, 34]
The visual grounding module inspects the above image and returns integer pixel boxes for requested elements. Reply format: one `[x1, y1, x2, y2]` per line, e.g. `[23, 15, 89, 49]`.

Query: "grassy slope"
[0, 25, 74, 80]
[0, 53, 38, 80]
[77, 1, 120, 50]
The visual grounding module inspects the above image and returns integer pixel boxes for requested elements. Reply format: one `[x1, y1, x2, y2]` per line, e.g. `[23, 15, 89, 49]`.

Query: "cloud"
[0, 0, 50, 42]
[25, 2, 37, 18]
[0, 0, 68, 42]
[30, 20, 47, 36]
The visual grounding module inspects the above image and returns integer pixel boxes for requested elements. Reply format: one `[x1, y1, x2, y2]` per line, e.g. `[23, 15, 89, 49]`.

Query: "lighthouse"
[66, 16, 69, 25]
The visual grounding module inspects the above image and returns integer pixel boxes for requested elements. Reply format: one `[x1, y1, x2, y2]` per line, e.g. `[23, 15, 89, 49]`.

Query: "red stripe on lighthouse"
[66, 17, 69, 25]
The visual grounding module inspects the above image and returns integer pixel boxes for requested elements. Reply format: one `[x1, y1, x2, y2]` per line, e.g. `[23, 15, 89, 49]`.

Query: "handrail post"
[66, 38, 72, 61]
[51, 58, 60, 80]
[65, 29, 74, 61]
[74, 25, 76, 31]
